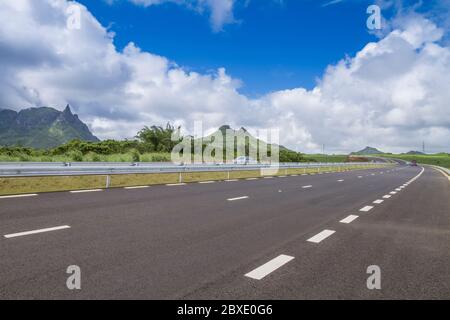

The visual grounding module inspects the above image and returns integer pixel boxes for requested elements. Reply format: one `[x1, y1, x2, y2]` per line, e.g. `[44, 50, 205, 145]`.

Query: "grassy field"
[379, 153, 450, 169]
[0, 163, 389, 196]
[304, 154, 349, 163]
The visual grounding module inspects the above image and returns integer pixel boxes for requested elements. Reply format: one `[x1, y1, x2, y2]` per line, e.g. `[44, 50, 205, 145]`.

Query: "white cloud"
[0, 0, 449, 153]
[122, 0, 236, 32]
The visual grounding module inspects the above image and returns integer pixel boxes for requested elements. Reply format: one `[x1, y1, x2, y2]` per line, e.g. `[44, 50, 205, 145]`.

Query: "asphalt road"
[0, 165, 449, 299]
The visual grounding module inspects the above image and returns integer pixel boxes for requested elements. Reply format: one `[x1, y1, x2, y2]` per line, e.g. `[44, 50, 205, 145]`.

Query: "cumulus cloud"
[0, 0, 449, 153]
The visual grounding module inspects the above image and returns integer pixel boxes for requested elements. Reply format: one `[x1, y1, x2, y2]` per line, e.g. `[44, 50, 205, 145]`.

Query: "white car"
[234, 156, 258, 165]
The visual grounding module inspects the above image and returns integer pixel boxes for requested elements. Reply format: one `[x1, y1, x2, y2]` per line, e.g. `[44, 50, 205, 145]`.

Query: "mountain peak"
[63, 104, 73, 116]
[406, 150, 425, 155]
[351, 146, 384, 155]
[0, 106, 99, 148]
[218, 125, 232, 133]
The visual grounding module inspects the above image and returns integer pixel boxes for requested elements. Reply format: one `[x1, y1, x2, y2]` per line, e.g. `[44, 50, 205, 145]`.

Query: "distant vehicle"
[410, 160, 418, 166]
[234, 156, 257, 165]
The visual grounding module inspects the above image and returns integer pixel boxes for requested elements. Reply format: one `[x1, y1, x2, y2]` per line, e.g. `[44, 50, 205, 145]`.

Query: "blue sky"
[77, 0, 382, 96]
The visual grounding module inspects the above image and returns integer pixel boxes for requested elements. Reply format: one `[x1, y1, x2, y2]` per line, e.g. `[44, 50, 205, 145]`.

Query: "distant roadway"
[0, 165, 449, 299]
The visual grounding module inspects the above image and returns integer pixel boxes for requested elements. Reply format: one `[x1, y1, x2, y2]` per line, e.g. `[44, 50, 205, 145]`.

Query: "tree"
[136, 123, 181, 152]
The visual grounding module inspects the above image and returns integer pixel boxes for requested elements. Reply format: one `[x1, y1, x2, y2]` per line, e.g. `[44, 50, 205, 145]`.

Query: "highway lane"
[0, 165, 448, 299]
[183, 167, 450, 299]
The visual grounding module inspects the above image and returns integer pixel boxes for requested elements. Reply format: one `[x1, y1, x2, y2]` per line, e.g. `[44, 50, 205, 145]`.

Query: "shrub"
[69, 150, 83, 162]
[152, 154, 171, 162]
[132, 150, 140, 162]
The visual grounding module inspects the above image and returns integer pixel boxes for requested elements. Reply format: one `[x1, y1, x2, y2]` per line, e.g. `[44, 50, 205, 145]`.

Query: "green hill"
[0, 105, 99, 149]
[351, 146, 384, 155]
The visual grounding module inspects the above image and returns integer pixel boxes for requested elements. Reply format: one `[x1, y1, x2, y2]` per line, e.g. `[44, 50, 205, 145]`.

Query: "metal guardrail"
[0, 162, 385, 177]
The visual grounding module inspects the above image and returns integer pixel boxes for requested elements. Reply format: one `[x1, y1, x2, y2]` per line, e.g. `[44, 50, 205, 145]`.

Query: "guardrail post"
[227, 171, 230, 180]
[179, 172, 183, 183]
[106, 175, 111, 189]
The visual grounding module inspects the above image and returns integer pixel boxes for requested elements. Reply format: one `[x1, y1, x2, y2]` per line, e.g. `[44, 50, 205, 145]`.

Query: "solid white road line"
[307, 229, 336, 243]
[227, 196, 249, 201]
[70, 189, 102, 193]
[383, 195, 392, 199]
[4, 225, 71, 239]
[124, 186, 149, 189]
[302, 185, 313, 189]
[166, 183, 186, 186]
[0, 194, 38, 199]
[199, 181, 215, 184]
[359, 206, 374, 212]
[373, 199, 384, 204]
[340, 215, 359, 224]
[245, 255, 294, 280]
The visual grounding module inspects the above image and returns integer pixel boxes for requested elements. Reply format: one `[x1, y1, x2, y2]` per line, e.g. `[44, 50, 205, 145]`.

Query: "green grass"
[379, 153, 450, 169]
[303, 154, 349, 163]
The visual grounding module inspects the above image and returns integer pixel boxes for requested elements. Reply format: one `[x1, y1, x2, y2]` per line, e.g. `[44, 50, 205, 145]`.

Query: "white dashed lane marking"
[245, 255, 294, 280]
[124, 186, 149, 189]
[4, 225, 71, 239]
[383, 195, 392, 199]
[340, 215, 359, 224]
[70, 189, 103, 193]
[359, 206, 374, 212]
[227, 196, 249, 201]
[302, 185, 313, 189]
[0, 194, 38, 199]
[373, 199, 384, 204]
[307, 230, 336, 243]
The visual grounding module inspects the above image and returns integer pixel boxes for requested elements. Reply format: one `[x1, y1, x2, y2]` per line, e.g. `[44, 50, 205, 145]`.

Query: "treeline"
[0, 124, 308, 163]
